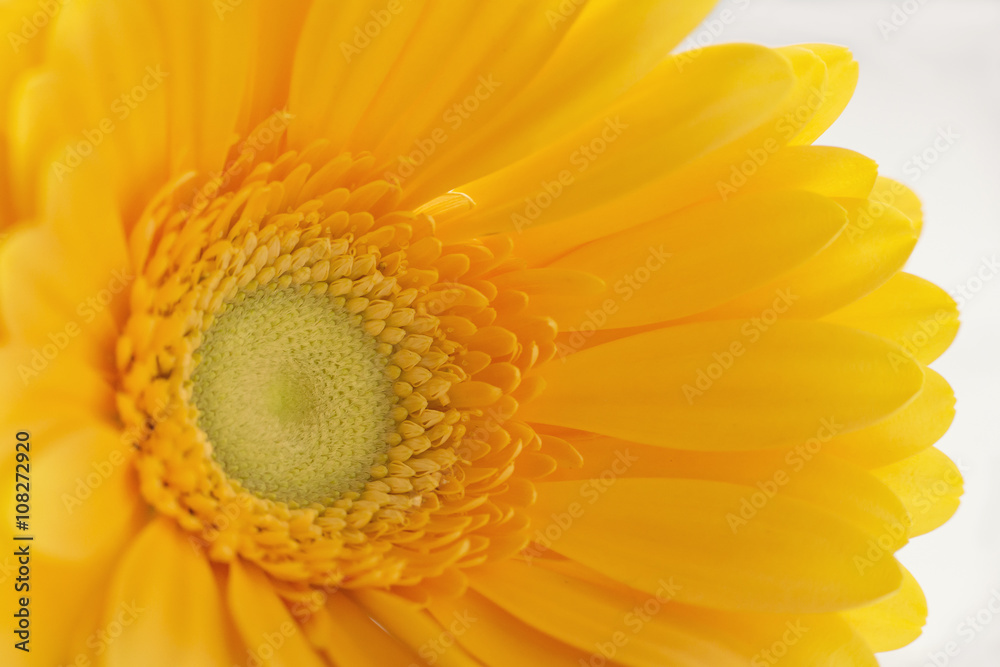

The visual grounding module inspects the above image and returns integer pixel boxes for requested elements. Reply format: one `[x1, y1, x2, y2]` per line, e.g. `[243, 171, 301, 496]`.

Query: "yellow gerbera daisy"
[0, 1, 962, 665]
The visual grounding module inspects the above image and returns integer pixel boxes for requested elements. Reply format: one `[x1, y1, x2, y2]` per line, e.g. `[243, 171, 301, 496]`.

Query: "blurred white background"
[683, 1, 1000, 665]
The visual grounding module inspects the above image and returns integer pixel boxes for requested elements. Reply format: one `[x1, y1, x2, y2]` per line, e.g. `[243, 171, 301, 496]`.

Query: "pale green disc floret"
[191, 286, 394, 504]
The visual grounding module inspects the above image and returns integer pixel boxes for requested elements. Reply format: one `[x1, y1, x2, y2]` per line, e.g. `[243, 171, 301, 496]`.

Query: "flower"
[0, 1, 961, 665]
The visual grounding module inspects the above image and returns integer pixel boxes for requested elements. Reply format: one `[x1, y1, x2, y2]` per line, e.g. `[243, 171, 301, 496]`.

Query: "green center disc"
[191, 286, 393, 504]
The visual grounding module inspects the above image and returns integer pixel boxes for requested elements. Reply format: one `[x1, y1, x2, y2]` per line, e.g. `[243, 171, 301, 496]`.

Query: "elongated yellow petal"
[352, 589, 483, 667]
[228, 561, 327, 667]
[872, 447, 964, 537]
[303, 592, 421, 667]
[545, 436, 910, 544]
[0, 435, 138, 666]
[825, 367, 956, 468]
[443, 44, 798, 241]
[0, 344, 116, 428]
[471, 558, 879, 664]
[0, 160, 129, 372]
[737, 145, 878, 199]
[470, 560, 747, 666]
[789, 44, 859, 146]
[824, 272, 958, 364]
[547, 190, 847, 328]
[842, 565, 927, 652]
[149, 0, 254, 176]
[696, 197, 918, 320]
[0, 0, 47, 225]
[239, 1, 312, 131]
[428, 589, 593, 666]
[30, 422, 142, 561]
[102, 519, 234, 667]
[400, 0, 719, 201]
[874, 176, 923, 230]
[526, 478, 904, 613]
[522, 321, 924, 451]
[12, 0, 169, 220]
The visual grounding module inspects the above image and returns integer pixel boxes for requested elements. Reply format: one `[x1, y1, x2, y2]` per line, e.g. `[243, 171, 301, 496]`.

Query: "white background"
[683, 1, 1000, 665]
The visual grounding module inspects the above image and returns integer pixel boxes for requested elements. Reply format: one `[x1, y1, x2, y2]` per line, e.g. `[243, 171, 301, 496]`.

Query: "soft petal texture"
[289, 0, 437, 150]
[0, 0, 49, 225]
[0, 344, 116, 429]
[789, 44, 859, 146]
[352, 589, 483, 667]
[0, 157, 130, 371]
[527, 478, 903, 612]
[543, 436, 911, 545]
[693, 197, 918, 321]
[824, 367, 956, 468]
[31, 422, 142, 561]
[842, 566, 927, 652]
[872, 447, 964, 537]
[521, 321, 925, 451]
[102, 519, 233, 667]
[427, 589, 593, 666]
[149, 0, 254, 176]
[11, 0, 170, 220]
[483, 47, 843, 267]
[398, 0, 720, 201]
[734, 145, 878, 200]
[237, 0, 312, 131]
[442, 44, 798, 241]
[471, 559, 879, 666]
[873, 176, 923, 231]
[545, 190, 847, 328]
[823, 272, 959, 364]
[228, 561, 327, 667]
[469, 560, 747, 666]
[303, 592, 421, 666]
[0, 426, 137, 666]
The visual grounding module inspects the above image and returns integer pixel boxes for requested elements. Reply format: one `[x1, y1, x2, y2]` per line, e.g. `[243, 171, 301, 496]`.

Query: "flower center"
[192, 286, 393, 504]
[119, 135, 552, 586]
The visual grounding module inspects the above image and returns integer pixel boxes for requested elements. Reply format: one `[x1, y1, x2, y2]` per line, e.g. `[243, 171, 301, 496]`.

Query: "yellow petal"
[0, 0, 49, 224]
[872, 447, 964, 537]
[873, 176, 923, 231]
[396, 0, 719, 201]
[147, 0, 254, 176]
[428, 589, 593, 666]
[545, 436, 910, 546]
[825, 367, 956, 468]
[227, 560, 326, 667]
[470, 559, 747, 666]
[302, 591, 420, 667]
[442, 43, 798, 242]
[0, 158, 130, 372]
[352, 589, 483, 667]
[546, 190, 847, 328]
[824, 272, 959, 364]
[522, 321, 924, 451]
[736, 145, 878, 200]
[31, 422, 143, 561]
[526, 478, 903, 613]
[12, 0, 169, 220]
[489, 46, 844, 266]
[788, 44, 859, 146]
[289, 0, 430, 150]
[102, 519, 234, 667]
[239, 1, 312, 132]
[695, 197, 918, 320]
[471, 558, 879, 664]
[842, 565, 927, 652]
[0, 438, 137, 665]
[0, 344, 116, 428]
